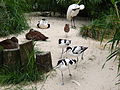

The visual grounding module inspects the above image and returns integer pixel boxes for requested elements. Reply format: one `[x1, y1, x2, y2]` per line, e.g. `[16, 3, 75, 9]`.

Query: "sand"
[0, 14, 119, 90]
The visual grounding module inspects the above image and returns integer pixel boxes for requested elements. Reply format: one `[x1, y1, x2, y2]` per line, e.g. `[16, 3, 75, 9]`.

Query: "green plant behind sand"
[0, 0, 29, 37]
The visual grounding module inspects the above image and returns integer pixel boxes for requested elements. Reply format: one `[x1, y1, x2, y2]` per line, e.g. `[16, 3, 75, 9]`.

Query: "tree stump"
[0, 50, 3, 67]
[3, 48, 21, 71]
[36, 51, 53, 72]
[19, 40, 34, 65]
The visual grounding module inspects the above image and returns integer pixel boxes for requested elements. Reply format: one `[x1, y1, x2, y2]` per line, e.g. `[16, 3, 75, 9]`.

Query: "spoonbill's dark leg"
[73, 17, 76, 29]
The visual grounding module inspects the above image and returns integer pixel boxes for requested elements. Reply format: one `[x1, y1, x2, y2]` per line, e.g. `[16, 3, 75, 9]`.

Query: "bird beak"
[84, 47, 88, 50]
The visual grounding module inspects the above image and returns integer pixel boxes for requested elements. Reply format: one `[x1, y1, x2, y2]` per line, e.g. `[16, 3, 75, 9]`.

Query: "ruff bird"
[64, 24, 70, 38]
[58, 39, 71, 58]
[55, 58, 77, 85]
[67, 4, 85, 28]
[25, 29, 48, 41]
[0, 37, 19, 49]
[37, 19, 50, 29]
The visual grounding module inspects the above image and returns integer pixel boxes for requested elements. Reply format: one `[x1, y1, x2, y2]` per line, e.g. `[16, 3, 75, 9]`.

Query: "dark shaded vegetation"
[0, 0, 29, 37]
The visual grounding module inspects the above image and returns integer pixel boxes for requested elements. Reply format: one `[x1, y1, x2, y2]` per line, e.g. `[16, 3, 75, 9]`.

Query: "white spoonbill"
[67, 4, 85, 28]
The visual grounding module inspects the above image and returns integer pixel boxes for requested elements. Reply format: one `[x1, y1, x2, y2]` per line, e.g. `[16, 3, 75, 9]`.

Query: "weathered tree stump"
[19, 40, 34, 65]
[2, 48, 21, 71]
[0, 50, 3, 67]
[36, 51, 53, 72]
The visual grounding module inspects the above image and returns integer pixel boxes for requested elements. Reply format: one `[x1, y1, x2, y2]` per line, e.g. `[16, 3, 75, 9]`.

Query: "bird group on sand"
[0, 3, 86, 85]
[55, 3, 86, 85]
[57, 38, 88, 85]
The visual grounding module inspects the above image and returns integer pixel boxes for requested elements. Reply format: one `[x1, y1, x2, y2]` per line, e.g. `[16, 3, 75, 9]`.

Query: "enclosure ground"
[0, 14, 119, 90]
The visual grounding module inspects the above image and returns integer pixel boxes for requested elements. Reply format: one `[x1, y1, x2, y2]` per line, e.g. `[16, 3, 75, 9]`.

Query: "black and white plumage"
[55, 58, 77, 85]
[65, 46, 88, 61]
[67, 4, 85, 28]
[37, 19, 50, 29]
[58, 39, 71, 58]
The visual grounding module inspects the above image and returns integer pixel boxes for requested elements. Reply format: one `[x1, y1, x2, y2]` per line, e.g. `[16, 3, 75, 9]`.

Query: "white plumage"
[65, 46, 88, 61]
[55, 58, 77, 85]
[67, 4, 85, 28]
[58, 39, 71, 58]
[37, 19, 50, 29]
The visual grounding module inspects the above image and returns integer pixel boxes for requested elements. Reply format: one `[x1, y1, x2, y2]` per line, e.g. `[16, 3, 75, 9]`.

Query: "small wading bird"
[58, 39, 71, 58]
[67, 4, 85, 28]
[64, 24, 70, 38]
[0, 37, 19, 49]
[37, 18, 50, 29]
[64, 46, 88, 68]
[55, 58, 77, 85]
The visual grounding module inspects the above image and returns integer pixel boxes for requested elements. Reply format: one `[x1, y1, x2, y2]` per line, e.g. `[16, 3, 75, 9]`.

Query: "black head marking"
[69, 60, 73, 65]
[73, 59, 77, 63]
[66, 46, 72, 51]
[57, 60, 62, 66]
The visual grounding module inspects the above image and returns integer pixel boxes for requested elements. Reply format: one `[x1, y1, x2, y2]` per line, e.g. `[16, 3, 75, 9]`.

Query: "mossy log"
[2, 48, 21, 71]
[19, 40, 34, 65]
[36, 51, 53, 72]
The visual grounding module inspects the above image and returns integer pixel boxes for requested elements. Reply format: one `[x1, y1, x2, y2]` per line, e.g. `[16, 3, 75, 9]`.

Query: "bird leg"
[81, 52, 84, 60]
[60, 70, 64, 85]
[68, 64, 72, 77]
[74, 57, 79, 69]
[65, 33, 68, 38]
[73, 18, 76, 29]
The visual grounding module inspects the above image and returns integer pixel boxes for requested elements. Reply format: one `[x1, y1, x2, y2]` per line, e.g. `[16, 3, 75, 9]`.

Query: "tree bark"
[19, 40, 34, 66]
[36, 51, 53, 72]
[3, 48, 21, 71]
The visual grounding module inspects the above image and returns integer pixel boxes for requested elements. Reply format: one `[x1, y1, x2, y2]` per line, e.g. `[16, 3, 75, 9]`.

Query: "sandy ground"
[0, 14, 120, 90]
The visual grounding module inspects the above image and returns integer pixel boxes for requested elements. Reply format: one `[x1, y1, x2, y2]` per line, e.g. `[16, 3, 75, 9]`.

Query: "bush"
[0, 0, 29, 37]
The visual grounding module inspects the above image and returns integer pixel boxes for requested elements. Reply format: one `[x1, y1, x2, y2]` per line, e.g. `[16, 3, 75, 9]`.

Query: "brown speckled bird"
[64, 24, 70, 38]
[25, 29, 48, 41]
[0, 37, 19, 49]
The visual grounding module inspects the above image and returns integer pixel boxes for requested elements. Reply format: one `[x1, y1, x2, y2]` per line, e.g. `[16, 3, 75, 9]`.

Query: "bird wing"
[66, 4, 80, 20]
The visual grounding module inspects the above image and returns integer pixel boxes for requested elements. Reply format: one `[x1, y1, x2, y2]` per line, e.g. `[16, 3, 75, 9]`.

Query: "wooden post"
[19, 40, 34, 65]
[36, 51, 53, 72]
[3, 48, 21, 71]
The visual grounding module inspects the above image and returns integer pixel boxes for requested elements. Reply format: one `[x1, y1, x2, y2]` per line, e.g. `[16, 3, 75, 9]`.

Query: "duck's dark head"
[11, 37, 18, 43]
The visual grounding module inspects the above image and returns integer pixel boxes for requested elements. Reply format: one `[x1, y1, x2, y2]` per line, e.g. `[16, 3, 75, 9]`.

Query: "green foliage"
[0, 43, 44, 85]
[80, 12, 119, 40]
[0, 0, 29, 37]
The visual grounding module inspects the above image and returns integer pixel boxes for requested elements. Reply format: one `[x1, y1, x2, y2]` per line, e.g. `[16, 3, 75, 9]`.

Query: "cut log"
[36, 51, 53, 72]
[3, 48, 21, 71]
[0, 50, 3, 67]
[0, 46, 4, 67]
[19, 40, 34, 65]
